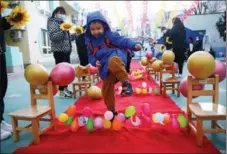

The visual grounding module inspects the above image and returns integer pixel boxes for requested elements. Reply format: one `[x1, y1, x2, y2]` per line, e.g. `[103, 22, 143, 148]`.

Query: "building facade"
[4, 1, 79, 68]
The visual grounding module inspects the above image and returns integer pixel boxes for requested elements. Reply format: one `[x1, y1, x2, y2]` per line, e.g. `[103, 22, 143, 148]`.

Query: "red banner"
[181, 0, 200, 22]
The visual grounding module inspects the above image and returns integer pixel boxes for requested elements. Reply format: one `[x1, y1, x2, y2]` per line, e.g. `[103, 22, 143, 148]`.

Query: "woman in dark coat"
[169, 17, 187, 78]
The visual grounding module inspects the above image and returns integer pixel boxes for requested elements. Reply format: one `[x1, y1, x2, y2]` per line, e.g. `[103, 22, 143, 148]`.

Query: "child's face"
[90, 21, 104, 37]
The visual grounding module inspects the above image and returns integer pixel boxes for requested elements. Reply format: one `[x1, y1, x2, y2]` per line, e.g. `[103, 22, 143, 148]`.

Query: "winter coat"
[0, 14, 13, 53]
[163, 29, 172, 50]
[47, 17, 72, 53]
[75, 33, 89, 66]
[169, 18, 187, 62]
[85, 11, 139, 80]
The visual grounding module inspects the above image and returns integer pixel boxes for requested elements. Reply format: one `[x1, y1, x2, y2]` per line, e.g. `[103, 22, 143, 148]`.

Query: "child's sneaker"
[121, 81, 133, 96]
[1, 129, 11, 141]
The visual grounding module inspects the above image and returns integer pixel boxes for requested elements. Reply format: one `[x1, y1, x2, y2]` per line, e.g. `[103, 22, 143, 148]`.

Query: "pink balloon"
[94, 117, 103, 129]
[141, 103, 151, 117]
[83, 107, 92, 117]
[210, 60, 226, 82]
[50, 62, 75, 86]
[146, 51, 153, 59]
[89, 65, 98, 75]
[117, 113, 126, 122]
[180, 77, 204, 98]
[172, 114, 180, 129]
[104, 111, 113, 120]
[166, 62, 178, 73]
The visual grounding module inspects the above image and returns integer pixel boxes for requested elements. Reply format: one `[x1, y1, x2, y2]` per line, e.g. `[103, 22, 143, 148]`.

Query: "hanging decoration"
[112, 1, 126, 34]
[181, 0, 200, 22]
[141, 0, 148, 33]
[125, 0, 134, 32]
[153, 1, 166, 34]
[165, 2, 183, 28]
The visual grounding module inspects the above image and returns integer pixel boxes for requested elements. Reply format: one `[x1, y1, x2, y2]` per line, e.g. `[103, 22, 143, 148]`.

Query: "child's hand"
[134, 44, 142, 51]
[96, 60, 101, 68]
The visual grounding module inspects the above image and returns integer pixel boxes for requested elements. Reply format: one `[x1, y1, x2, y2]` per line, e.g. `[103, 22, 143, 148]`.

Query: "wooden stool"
[187, 75, 226, 147]
[9, 81, 56, 145]
[146, 58, 158, 80]
[92, 72, 101, 83]
[72, 65, 91, 98]
[159, 63, 180, 97]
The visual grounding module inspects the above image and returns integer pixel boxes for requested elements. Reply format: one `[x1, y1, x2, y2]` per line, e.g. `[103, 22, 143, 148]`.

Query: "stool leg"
[196, 118, 203, 147]
[211, 120, 216, 129]
[177, 83, 180, 97]
[32, 119, 40, 144]
[11, 117, 19, 142]
[172, 83, 175, 94]
[79, 85, 82, 96]
[163, 84, 166, 97]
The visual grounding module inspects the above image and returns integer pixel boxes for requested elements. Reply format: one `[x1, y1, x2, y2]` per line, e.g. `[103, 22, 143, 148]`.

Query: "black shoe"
[121, 81, 133, 96]
[110, 111, 118, 122]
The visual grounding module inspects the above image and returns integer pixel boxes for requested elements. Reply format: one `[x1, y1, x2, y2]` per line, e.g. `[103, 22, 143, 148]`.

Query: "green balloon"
[177, 114, 188, 128]
[86, 117, 94, 132]
[65, 116, 74, 126]
[125, 106, 136, 118]
[154, 88, 159, 95]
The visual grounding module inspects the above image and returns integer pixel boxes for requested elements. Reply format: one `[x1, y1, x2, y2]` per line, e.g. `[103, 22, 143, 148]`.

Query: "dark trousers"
[173, 47, 186, 75]
[0, 53, 8, 123]
[53, 52, 71, 91]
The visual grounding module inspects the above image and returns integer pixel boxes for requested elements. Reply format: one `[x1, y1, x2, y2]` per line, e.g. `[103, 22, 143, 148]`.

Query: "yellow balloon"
[58, 113, 69, 123]
[142, 89, 148, 95]
[103, 119, 111, 129]
[135, 88, 142, 94]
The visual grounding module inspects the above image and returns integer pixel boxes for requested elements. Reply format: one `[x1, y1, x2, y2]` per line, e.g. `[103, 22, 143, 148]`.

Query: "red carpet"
[14, 60, 220, 153]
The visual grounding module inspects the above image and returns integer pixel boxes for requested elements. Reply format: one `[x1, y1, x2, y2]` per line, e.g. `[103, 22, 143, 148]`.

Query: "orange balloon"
[65, 105, 77, 117]
[70, 118, 79, 132]
[112, 117, 123, 131]
[152, 114, 157, 123]
[163, 113, 171, 124]
[103, 119, 111, 129]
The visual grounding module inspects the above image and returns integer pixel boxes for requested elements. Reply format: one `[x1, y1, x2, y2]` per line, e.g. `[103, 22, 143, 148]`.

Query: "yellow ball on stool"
[141, 57, 148, 66]
[151, 60, 162, 71]
[162, 50, 175, 65]
[24, 64, 49, 85]
[187, 51, 215, 79]
[86, 86, 103, 100]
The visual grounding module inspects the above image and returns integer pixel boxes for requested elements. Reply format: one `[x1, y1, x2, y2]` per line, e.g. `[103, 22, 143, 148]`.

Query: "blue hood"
[85, 11, 111, 44]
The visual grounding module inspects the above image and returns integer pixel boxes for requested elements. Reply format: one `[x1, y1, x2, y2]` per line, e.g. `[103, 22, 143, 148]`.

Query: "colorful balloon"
[130, 115, 141, 126]
[58, 113, 69, 123]
[83, 107, 92, 117]
[78, 116, 88, 127]
[154, 112, 164, 124]
[172, 114, 180, 129]
[65, 116, 74, 126]
[104, 111, 114, 121]
[163, 113, 171, 124]
[70, 118, 79, 132]
[177, 114, 188, 128]
[94, 117, 103, 129]
[112, 117, 123, 131]
[86, 117, 94, 132]
[117, 113, 126, 122]
[103, 119, 111, 129]
[65, 104, 76, 117]
[125, 106, 136, 118]
[141, 103, 151, 117]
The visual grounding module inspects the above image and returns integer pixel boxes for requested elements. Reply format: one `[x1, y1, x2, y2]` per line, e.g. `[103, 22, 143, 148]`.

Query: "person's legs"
[53, 52, 71, 97]
[108, 56, 133, 96]
[0, 53, 12, 140]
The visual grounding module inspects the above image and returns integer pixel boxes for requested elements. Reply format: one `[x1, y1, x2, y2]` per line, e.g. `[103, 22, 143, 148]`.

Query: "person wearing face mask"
[161, 27, 172, 50]
[47, 7, 73, 98]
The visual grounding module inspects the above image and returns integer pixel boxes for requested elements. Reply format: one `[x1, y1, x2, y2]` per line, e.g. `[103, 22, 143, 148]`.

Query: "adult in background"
[169, 17, 187, 78]
[187, 37, 194, 58]
[161, 26, 173, 50]
[47, 7, 73, 97]
[74, 25, 89, 80]
[0, 14, 13, 140]
[193, 36, 202, 52]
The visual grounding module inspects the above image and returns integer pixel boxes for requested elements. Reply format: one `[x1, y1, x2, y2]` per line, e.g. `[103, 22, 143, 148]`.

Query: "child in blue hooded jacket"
[85, 11, 142, 117]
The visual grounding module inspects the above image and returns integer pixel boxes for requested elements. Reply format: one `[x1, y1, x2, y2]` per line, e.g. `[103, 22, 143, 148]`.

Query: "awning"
[59, 1, 78, 15]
